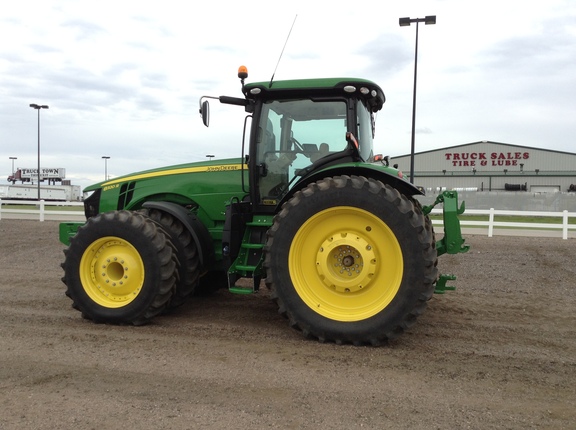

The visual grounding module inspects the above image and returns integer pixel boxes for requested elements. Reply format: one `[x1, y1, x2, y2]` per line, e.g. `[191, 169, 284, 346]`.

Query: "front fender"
[142, 201, 215, 269]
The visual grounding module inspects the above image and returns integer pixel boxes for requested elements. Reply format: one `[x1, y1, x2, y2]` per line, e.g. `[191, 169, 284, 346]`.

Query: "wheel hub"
[342, 255, 355, 267]
[99, 257, 129, 289]
[316, 232, 376, 293]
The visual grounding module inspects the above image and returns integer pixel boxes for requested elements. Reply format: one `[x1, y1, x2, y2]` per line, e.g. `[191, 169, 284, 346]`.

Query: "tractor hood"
[82, 157, 248, 219]
[84, 158, 245, 194]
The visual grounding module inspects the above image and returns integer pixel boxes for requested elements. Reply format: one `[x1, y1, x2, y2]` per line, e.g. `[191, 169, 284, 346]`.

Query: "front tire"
[61, 211, 178, 325]
[141, 209, 200, 308]
[264, 175, 437, 345]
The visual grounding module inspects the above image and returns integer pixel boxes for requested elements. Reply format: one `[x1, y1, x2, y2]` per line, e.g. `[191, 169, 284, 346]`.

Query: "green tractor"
[60, 66, 469, 345]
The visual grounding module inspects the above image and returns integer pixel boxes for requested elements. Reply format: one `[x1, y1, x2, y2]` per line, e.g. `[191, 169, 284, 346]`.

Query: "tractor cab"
[244, 74, 386, 211]
[200, 67, 390, 211]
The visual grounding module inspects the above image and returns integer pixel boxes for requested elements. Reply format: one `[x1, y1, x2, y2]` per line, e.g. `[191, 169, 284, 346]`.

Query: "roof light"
[250, 88, 261, 94]
[360, 87, 369, 95]
[371, 90, 377, 97]
[343, 85, 356, 93]
[238, 65, 248, 79]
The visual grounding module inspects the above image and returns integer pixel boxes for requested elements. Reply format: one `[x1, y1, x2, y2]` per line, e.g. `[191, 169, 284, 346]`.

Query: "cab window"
[256, 99, 347, 201]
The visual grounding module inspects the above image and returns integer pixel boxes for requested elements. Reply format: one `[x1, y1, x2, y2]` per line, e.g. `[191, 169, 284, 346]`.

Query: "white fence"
[1, 199, 575, 239]
[430, 208, 575, 240]
[0, 199, 85, 222]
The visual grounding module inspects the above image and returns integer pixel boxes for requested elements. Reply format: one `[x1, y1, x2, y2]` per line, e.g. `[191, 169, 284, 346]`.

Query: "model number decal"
[103, 184, 120, 192]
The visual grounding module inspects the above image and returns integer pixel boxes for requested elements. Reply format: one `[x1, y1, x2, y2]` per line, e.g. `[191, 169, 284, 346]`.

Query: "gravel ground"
[0, 219, 575, 429]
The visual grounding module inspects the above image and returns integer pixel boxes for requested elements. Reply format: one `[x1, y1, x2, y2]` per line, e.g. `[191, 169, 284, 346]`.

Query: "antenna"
[269, 14, 298, 88]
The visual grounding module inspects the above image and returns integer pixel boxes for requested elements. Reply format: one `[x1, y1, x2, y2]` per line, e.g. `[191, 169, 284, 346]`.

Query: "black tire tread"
[141, 209, 199, 308]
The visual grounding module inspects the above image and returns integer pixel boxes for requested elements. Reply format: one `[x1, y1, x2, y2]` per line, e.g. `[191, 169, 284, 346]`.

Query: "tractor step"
[240, 243, 264, 249]
[228, 286, 255, 295]
[234, 264, 258, 271]
[227, 215, 273, 294]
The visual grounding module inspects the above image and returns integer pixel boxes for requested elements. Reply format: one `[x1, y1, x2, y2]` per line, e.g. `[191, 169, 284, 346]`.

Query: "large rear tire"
[264, 175, 438, 345]
[61, 210, 178, 325]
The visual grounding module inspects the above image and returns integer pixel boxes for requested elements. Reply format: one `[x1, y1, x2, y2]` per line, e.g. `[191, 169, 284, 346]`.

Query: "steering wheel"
[289, 137, 305, 153]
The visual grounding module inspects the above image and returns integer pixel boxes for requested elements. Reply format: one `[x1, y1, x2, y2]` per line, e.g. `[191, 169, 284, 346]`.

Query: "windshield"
[256, 99, 347, 201]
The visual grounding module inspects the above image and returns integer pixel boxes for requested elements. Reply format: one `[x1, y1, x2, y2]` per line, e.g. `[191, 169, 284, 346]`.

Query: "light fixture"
[30, 103, 49, 200]
[399, 15, 436, 184]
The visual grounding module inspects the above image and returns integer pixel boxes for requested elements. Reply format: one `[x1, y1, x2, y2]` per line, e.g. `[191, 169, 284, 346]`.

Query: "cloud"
[1, 0, 576, 191]
[357, 33, 413, 76]
[61, 19, 106, 40]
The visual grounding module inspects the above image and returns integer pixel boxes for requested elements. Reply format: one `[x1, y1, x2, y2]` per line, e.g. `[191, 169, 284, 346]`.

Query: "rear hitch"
[423, 191, 470, 256]
[435, 274, 457, 294]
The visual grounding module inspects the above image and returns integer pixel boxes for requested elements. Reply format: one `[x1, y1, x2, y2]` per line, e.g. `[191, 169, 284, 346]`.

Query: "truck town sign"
[444, 151, 530, 167]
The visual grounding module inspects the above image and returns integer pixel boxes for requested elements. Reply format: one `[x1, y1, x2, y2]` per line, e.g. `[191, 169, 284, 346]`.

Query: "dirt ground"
[0, 219, 575, 429]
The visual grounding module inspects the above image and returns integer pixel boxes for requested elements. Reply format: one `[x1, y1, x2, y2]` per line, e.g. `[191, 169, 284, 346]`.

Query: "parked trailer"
[0, 184, 81, 201]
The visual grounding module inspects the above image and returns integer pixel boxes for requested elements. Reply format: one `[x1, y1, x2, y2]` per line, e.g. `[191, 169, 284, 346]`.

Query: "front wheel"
[264, 175, 437, 345]
[141, 208, 200, 308]
[61, 211, 178, 325]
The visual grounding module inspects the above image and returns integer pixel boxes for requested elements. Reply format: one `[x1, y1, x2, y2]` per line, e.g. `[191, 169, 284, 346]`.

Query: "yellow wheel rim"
[289, 206, 403, 322]
[79, 236, 145, 308]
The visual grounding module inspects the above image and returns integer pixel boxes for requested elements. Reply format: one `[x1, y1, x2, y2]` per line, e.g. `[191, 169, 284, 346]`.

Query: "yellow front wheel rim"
[79, 236, 145, 308]
[289, 207, 403, 322]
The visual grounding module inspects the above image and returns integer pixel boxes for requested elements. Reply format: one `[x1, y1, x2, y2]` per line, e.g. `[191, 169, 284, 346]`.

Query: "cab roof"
[243, 77, 386, 112]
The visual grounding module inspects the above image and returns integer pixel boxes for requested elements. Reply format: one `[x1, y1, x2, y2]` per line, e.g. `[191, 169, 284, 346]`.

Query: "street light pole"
[102, 156, 110, 180]
[9, 157, 17, 182]
[399, 15, 436, 184]
[30, 103, 49, 200]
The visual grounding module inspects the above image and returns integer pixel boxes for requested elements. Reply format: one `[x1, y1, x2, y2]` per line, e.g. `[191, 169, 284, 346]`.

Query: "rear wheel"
[265, 175, 437, 345]
[61, 210, 177, 325]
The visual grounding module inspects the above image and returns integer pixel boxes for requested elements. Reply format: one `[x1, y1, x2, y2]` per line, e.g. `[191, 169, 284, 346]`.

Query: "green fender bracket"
[422, 191, 470, 257]
[59, 222, 83, 245]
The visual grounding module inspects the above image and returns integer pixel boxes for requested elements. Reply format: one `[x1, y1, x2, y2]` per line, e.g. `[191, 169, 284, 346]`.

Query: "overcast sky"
[1, 0, 575, 191]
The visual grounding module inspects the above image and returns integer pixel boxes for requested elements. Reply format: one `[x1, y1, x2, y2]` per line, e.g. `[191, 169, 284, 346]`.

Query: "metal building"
[391, 140, 576, 194]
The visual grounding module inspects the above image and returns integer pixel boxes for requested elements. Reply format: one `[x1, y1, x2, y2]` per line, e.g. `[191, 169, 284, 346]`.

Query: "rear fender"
[142, 201, 215, 269]
[282, 165, 422, 207]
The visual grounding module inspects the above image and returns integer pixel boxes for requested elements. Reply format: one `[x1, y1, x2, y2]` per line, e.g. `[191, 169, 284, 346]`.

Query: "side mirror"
[200, 100, 210, 127]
